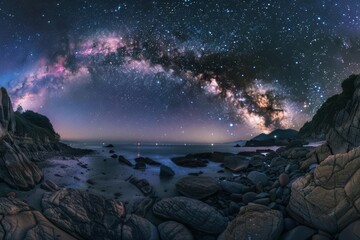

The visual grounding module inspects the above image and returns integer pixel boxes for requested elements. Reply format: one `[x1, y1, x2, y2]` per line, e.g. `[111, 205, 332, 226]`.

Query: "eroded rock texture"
[221, 204, 283, 240]
[299, 75, 360, 154]
[158, 221, 194, 240]
[42, 188, 159, 240]
[153, 196, 228, 234]
[0, 135, 43, 190]
[288, 146, 360, 233]
[0, 196, 75, 240]
[175, 176, 219, 199]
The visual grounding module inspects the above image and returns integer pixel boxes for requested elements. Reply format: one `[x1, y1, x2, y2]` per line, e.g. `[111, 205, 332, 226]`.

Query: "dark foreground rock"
[42, 188, 159, 240]
[0, 196, 76, 240]
[281, 225, 316, 240]
[158, 221, 194, 240]
[288, 146, 360, 234]
[223, 156, 249, 172]
[220, 204, 283, 240]
[130, 177, 153, 195]
[339, 220, 360, 240]
[176, 176, 219, 199]
[160, 165, 175, 177]
[171, 153, 209, 167]
[118, 155, 133, 166]
[153, 196, 228, 234]
[135, 157, 161, 166]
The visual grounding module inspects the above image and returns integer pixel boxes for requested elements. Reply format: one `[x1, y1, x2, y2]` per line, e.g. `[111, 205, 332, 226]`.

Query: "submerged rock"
[153, 196, 228, 234]
[135, 157, 161, 166]
[160, 165, 175, 177]
[118, 155, 133, 166]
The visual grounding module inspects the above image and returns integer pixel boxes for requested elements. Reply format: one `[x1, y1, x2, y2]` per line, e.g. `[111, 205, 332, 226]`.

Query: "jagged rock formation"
[299, 74, 360, 154]
[0, 196, 76, 240]
[0, 87, 92, 190]
[0, 88, 16, 138]
[0, 88, 45, 190]
[42, 188, 159, 240]
[288, 146, 360, 234]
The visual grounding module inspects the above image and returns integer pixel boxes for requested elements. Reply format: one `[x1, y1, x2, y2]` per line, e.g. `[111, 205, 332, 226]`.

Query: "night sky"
[0, 0, 359, 143]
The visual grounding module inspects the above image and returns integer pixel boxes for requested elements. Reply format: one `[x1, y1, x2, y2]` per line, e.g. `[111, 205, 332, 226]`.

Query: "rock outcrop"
[153, 196, 228, 234]
[0, 89, 45, 190]
[288, 146, 360, 234]
[299, 74, 360, 154]
[0, 135, 43, 190]
[42, 188, 159, 240]
[0, 88, 16, 138]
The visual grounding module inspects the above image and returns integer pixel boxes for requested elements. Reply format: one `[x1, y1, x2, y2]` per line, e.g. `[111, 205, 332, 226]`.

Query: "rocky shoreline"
[2, 141, 359, 240]
[1, 76, 360, 239]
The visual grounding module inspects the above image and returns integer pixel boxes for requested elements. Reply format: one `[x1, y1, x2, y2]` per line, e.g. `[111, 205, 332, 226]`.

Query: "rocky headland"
[1, 75, 360, 240]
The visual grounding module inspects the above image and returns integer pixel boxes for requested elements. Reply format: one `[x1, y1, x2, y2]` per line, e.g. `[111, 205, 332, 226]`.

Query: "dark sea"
[63, 141, 279, 161]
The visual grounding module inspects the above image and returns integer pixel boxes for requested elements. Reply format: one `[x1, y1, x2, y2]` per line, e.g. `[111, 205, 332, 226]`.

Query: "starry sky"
[0, 0, 359, 143]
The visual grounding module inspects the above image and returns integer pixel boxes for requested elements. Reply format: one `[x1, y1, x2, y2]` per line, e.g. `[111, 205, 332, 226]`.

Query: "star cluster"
[0, 0, 359, 142]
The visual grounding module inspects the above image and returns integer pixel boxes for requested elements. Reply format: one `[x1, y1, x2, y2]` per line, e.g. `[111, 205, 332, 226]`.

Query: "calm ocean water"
[63, 141, 279, 160]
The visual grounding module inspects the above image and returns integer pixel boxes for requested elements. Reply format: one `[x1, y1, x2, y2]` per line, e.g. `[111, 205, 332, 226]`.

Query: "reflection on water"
[39, 141, 281, 200]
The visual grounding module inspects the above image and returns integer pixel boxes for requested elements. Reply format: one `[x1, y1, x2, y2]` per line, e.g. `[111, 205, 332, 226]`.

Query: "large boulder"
[153, 196, 228, 234]
[221, 204, 283, 240]
[158, 221, 194, 240]
[288, 146, 360, 234]
[0, 88, 15, 138]
[42, 188, 159, 240]
[175, 176, 219, 199]
[0, 196, 75, 240]
[339, 220, 360, 240]
[223, 156, 249, 172]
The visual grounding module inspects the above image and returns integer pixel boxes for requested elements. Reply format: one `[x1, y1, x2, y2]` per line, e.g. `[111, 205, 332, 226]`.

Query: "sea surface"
[33, 141, 278, 200]
[1, 140, 323, 211]
[64, 141, 279, 161]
